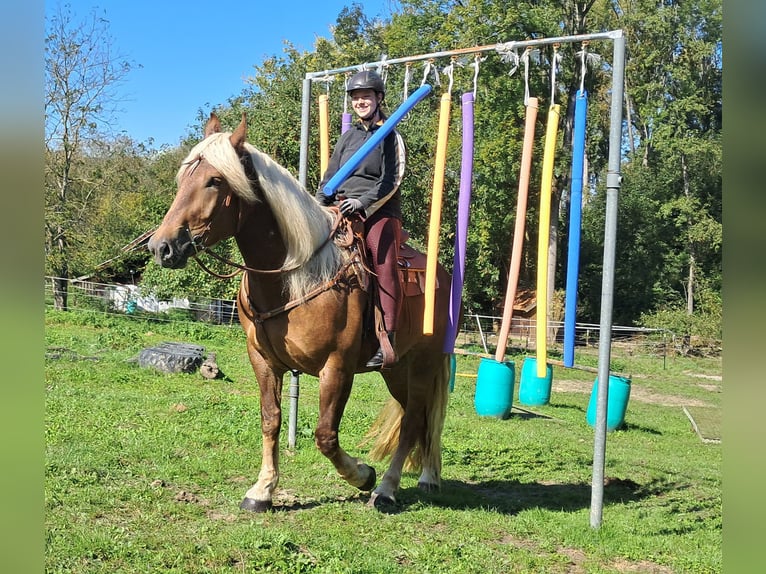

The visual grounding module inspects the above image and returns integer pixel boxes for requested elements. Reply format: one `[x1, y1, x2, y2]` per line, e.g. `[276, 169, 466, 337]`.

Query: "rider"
[316, 70, 405, 369]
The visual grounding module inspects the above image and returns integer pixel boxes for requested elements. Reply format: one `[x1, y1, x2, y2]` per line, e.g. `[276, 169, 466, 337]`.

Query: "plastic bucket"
[586, 375, 631, 431]
[518, 357, 553, 406]
[449, 354, 456, 393]
[474, 357, 515, 419]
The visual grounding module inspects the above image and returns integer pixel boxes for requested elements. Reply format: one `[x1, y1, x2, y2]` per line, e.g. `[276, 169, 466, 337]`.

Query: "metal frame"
[297, 30, 625, 528]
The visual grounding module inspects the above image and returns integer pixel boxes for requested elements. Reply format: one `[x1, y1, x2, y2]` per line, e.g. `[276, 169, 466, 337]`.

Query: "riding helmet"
[346, 70, 385, 96]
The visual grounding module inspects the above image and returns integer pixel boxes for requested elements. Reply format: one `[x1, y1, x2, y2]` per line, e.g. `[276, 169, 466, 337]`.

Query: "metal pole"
[298, 77, 312, 188]
[287, 370, 300, 449]
[590, 31, 625, 529]
[290, 77, 312, 450]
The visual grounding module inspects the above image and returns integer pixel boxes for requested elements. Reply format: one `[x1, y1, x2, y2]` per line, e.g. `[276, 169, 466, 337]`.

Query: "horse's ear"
[230, 112, 248, 152]
[204, 112, 222, 137]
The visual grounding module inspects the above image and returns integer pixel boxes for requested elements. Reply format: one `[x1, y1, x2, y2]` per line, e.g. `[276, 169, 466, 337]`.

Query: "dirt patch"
[552, 379, 714, 408]
[499, 534, 673, 573]
[610, 558, 673, 573]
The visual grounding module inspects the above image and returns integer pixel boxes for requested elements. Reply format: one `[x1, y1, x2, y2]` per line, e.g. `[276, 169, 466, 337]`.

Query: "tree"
[602, 0, 722, 327]
[143, 0, 721, 336]
[45, 4, 134, 309]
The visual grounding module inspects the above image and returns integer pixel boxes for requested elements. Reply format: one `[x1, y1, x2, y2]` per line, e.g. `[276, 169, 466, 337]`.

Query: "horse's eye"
[207, 177, 222, 188]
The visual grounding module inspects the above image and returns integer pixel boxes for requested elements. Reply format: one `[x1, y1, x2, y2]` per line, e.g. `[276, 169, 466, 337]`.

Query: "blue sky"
[47, 1, 396, 148]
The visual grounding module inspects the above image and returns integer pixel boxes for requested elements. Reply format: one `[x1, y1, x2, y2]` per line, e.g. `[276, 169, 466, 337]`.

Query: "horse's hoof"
[359, 466, 377, 492]
[417, 481, 440, 493]
[239, 497, 273, 512]
[368, 491, 396, 511]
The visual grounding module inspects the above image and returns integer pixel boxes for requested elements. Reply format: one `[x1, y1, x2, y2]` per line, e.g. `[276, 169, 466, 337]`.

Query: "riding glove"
[339, 198, 364, 215]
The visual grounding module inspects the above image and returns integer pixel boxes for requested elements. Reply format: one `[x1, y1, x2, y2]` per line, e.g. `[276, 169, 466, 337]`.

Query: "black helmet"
[346, 70, 385, 96]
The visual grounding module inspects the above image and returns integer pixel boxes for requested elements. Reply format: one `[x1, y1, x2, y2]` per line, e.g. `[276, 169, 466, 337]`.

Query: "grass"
[45, 308, 722, 573]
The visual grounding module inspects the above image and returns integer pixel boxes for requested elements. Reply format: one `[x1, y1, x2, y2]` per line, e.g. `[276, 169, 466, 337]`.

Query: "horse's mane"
[179, 132, 345, 300]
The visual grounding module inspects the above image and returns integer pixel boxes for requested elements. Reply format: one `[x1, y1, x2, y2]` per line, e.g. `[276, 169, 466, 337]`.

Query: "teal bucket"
[518, 357, 553, 406]
[474, 357, 515, 419]
[586, 375, 631, 431]
[449, 354, 456, 393]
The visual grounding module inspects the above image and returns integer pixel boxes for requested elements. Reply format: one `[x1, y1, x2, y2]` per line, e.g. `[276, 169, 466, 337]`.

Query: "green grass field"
[45, 308, 721, 573]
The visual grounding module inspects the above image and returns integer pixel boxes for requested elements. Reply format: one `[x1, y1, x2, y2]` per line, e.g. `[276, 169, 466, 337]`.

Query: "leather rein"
[190, 202, 348, 278]
[188, 181, 364, 322]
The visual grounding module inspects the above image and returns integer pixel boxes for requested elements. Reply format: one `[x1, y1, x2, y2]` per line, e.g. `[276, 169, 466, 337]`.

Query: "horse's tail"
[364, 351, 451, 472]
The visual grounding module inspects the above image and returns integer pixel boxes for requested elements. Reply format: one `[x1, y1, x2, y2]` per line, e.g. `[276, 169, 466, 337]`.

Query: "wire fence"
[44, 277, 719, 362]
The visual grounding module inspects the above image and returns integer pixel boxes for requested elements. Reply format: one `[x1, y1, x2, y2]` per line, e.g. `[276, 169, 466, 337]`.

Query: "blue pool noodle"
[322, 83, 433, 197]
[563, 89, 588, 367]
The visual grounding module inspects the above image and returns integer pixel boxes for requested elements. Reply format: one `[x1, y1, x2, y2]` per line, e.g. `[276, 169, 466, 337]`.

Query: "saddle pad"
[398, 243, 436, 297]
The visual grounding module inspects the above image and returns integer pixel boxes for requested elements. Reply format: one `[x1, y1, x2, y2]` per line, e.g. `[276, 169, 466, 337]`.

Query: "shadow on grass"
[259, 475, 662, 515]
[386, 475, 662, 515]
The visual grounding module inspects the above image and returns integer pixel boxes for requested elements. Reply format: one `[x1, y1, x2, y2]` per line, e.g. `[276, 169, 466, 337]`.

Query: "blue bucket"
[586, 375, 631, 431]
[474, 357, 515, 419]
[518, 357, 553, 406]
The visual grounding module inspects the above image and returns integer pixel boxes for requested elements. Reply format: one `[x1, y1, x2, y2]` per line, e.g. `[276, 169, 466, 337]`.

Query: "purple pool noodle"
[444, 92, 475, 352]
[341, 112, 352, 134]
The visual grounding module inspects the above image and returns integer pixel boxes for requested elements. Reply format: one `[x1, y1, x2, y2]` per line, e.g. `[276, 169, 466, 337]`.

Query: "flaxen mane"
[178, 132, 345, 299]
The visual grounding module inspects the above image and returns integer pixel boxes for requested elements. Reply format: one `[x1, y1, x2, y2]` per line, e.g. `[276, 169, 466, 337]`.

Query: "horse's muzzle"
[147, 229, 194, 269]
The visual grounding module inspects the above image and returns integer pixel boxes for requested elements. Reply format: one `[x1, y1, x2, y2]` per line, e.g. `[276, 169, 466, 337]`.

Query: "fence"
[45, 276, 710, 361]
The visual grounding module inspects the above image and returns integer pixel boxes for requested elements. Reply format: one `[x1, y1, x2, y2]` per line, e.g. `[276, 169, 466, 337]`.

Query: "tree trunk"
[52, 276, 68, 311]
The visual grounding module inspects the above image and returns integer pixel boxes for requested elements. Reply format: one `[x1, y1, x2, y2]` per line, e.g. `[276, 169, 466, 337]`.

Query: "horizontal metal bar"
[306, 30, 623, 80]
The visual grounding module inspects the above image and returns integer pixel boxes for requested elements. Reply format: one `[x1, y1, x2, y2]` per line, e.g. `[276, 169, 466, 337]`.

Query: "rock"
[137, 342, 205, 374]
[200, 353, 220, 380]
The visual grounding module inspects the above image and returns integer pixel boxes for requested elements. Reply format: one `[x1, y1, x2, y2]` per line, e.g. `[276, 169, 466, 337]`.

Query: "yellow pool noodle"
[423, 92, 452, 335]
[536, 104, 560, 377]
[319, 94, 330, 177]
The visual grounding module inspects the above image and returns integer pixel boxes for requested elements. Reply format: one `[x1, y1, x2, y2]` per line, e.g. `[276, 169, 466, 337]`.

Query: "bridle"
[184, 155, 349, 280]
[177, 153, 367, 322]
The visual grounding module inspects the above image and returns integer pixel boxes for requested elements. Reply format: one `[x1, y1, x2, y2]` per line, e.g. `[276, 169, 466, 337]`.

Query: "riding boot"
[366, 331, 396, 369]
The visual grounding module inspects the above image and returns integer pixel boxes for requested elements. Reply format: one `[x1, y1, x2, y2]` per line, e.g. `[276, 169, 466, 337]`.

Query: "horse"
[147, 112, 453, 511]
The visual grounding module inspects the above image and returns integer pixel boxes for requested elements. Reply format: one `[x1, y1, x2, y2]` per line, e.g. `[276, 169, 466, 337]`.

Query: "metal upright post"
[298, 77, 312, 189]
[288, 370, 300, 449]
[590, 30, 626, 529]
[288, 77, 312, 450]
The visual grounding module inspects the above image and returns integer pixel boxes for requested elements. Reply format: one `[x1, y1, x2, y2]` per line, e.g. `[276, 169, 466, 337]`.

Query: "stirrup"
[365, 347, 385, 369]
[366, 332, 396, 369]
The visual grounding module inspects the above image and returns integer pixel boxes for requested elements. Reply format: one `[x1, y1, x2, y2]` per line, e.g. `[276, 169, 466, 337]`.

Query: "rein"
[247, 253, 362, 323]
[246, 213, 367, 323]
[181, 152, 365, 323]
[191, 207, 348, 278]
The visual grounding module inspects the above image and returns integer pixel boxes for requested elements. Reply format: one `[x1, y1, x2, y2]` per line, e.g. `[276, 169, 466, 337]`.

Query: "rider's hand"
[319, 191, 335, 206]
[339, 198, 364, 216]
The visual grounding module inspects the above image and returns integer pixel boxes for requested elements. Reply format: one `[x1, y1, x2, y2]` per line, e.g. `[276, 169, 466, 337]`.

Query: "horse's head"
[148, 112, 254, 268]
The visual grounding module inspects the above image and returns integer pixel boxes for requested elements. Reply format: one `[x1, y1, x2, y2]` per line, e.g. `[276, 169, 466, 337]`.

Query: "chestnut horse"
[148, 113, 452, 511]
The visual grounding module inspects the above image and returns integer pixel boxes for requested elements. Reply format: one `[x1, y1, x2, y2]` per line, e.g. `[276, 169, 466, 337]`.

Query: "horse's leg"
[368, 360, 417, 507]
[415, 353, 449, 493]
[315, 365, 376, 492]
[369, 353, 449, 508]
[240, 349, 284, 512]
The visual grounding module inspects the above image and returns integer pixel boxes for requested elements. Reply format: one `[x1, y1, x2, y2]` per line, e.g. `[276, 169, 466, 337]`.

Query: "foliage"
[45, 4, 136, 306]
[640, 282, 722, 343]
[44, 0, 722, 329]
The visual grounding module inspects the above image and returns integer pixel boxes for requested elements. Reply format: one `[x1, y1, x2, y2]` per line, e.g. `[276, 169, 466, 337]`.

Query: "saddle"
[333, 215, 434, 368]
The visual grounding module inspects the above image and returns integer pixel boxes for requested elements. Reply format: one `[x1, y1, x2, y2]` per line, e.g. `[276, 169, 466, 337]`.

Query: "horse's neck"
[235, 205, 289, 298]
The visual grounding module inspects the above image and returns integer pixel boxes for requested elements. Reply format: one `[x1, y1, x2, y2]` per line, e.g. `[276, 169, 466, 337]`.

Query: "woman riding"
[316, 70, 405, 369]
